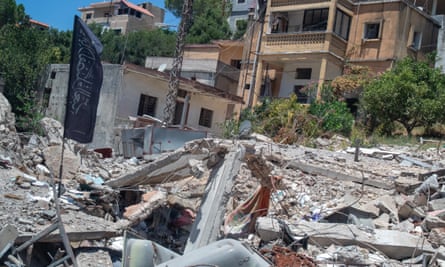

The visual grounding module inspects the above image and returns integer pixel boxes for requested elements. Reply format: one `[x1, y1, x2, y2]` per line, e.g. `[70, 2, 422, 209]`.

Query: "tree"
[98, 28, 177, 65]
[331, 64, 373, 98]
[361, 57, 445, 135]
[0, 0, 26, 28]
[164, 0, 232, 44]
[233, 19, 247, 40]
[0, 24, 63, 131]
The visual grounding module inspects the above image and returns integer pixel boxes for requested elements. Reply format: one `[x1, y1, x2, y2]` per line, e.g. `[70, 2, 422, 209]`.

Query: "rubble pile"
[3, 92, 445, 266]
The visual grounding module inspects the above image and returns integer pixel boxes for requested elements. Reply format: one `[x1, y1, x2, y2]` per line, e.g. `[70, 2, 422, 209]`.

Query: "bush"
[308, 101, 354, 136]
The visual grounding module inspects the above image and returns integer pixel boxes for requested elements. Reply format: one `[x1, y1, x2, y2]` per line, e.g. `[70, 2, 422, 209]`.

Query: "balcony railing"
[271, 0, 331, 7]
[264, 32, 347, 57]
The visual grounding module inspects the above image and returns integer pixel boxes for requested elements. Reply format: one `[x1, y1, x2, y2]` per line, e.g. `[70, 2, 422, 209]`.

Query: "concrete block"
[429, 198, 445, 211]
[374, 213, 390, 229]
[289, 221, 435, 260]
[376, 195, 399, 224]
[422, 216, 445, 232]
[429, 227, 445, 248]
[255, 217, 282, 242]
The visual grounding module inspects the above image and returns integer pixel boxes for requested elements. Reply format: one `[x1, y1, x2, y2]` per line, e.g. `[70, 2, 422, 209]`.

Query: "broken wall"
[44, 64, 123, 149]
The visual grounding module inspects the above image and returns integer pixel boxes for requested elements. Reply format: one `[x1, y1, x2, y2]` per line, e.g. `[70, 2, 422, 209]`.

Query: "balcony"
[271, 0, 331, 8]
[264, 32, 347, 58]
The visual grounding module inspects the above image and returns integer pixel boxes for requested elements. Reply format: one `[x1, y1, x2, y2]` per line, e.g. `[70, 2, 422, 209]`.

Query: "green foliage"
[186, 6, 231, 44]
[233, 19, 247, 40]
[218, 118, 239, 138]
[98, 28, 176, 64]
[361, 57, 445, 135]
[0, 0, 26, 27]
[165, 0, 232, 44]
[308, 101, 354, 136]
[0, 23, 58, 132]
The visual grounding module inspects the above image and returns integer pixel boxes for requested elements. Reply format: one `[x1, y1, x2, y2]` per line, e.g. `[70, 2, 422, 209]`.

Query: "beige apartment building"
[242, 0, 443, 107]
[78, 0, 164, 34]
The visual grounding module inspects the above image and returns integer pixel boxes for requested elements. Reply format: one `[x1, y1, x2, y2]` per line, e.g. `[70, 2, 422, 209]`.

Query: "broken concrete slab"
[429, 198, 445, 211]
[374, 213, 390, 229]
[422, 216, 445, 232]
[184, 145, 245, 253]
[43, 145, 80, 179]
[429, 227, 445, 248]
[376, 195, 399, 224]
[289, 221, 435, 260]
[123, 190, 167, 223]
[255, 217, 282, 242]
[397, 154, 434, 169]
[395, 176, 422, 195]
[0, 225, 18, 258]
[286, 161, 393, 190]
[105, 146, 209, 188]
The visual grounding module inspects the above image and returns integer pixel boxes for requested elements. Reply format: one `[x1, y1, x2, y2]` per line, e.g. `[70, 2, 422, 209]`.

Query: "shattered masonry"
[2, 91, 445, 266]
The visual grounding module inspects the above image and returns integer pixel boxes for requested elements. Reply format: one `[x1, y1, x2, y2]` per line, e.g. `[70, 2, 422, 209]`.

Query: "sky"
[15, 0, 180, 31]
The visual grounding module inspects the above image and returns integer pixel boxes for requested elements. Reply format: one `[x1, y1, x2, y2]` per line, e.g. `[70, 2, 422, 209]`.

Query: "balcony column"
[317, 57, 328, 100]
[326, 0, 337, 32]
[252, 60, 264, 106]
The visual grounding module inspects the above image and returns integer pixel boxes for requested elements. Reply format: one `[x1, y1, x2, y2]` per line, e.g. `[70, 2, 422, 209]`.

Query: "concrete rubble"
[1, 92, 445, 266]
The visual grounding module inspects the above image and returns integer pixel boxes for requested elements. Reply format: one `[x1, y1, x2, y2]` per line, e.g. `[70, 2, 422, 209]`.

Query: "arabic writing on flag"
[64, 15, 103, 143]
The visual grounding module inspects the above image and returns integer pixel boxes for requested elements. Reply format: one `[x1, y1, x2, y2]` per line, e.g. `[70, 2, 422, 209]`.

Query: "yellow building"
[242, 0, 442, 107]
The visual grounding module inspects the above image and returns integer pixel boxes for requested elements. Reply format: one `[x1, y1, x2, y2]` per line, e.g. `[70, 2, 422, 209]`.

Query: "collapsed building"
[2, 91, 445, 266]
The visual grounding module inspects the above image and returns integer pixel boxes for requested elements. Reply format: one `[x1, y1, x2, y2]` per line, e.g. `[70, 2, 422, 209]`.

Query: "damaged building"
[41, 63, 243, 157]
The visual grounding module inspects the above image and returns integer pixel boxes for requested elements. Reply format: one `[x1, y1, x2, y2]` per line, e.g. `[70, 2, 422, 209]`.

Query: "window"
[199, 108, 213, 128]
[303, 8, 329, 32]
[411, 31, 422, 50]
[136, 11, 141, 18]
[118, 8, 129, 15]
[86, 13, 92, 20]
[364, 23, 381, 39]
[294, 85, 309, 104]
[104, 12, 111, 17]
[173, 101, 188, 125]
[177, 89, 187, 98]
[295, 68, 312, 80]
[334, 9, 351, 40]
[231, 59, 242, 69]
[238, 0, 246, 3]
[137, 94, 157, 116]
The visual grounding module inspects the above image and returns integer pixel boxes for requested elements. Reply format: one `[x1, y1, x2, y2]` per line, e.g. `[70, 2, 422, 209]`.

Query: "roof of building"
[121, 0, 154, 17]
[124, 64, 244, 104]
[29, 19, 49, 29]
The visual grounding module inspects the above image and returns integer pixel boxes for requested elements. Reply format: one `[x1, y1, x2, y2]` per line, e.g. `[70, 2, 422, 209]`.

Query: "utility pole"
[163, 0, 193, 125]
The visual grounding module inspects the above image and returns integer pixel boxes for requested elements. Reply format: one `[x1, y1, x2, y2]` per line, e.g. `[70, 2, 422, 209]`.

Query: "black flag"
[64, 15, 103, 143]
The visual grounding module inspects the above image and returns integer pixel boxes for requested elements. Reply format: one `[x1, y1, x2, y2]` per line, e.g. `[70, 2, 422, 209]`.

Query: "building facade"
[242, 0, 442, 107]
[78, 0, 165, 34]
[228, 0, 256, 33]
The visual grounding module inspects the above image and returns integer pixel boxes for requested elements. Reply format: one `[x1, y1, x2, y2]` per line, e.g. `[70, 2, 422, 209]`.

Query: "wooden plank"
[286, 161, 393, 190]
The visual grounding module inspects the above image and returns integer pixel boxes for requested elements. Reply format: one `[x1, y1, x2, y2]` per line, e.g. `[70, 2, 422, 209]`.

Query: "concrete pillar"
[252, 60, 264, 106]
[317, 57, 328, 100]
[326, 0, 337, 32]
